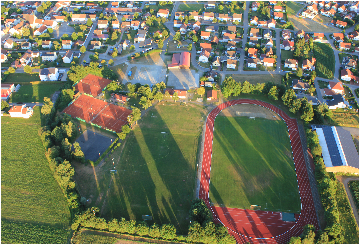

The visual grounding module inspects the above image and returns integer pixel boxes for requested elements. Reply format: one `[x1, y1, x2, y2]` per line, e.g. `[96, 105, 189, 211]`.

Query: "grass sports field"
[9, 82, 63, 103]
[74, 103, 205, 234]
[210, 116, 301, 213]
[1, 107, 71, 243]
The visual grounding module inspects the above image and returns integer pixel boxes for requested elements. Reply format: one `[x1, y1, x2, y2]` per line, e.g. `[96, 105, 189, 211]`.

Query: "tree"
[268, 86, 279, 100]
[158, 39, 164, 49]
[192, 35, 198, 43]
[1, 100, 9, 111]
[172, 92, 179, 102]
[296, 67, 303, 78]
[162, 29, 169, 39]
[130, 45, 135, 51]
[218, 5, 224, 12]
[189, 199, 212, 226]
[111, 31, 118, 41]
[187, 43, 192, 51]
[282, 89, 296, 107]
[24, 65, 32, 74]
[139, 96, 152, 110]
[187, 222, 204, 243]
[289, 237, 302, 244]
[21, 27, 30, 37]
[61, 138, 72, 160]
[127, 106, 141, 126]
[197, 87, 205, 96]
[71, 32, 78, 41]
[173, 32, 181, 41]
[121, 125, 131, 134]
[154, 91, 164, 102]
[8, 67, 15, 73]
[136, 222, 149, 236]
[289, 99, 302, 114]
[41, 97, 53, 115]
[47, 28, 53, 34]
[80, 46, 86, 53]
[300, 98, 314, 122]
[80, 25, 87, 31]
[134, 12, 139, 19]
[241, 81, 253, 93]
[160, 224, 176, 240]
[108, 59, 114, 66]
[149, 223, 161, 238]
[37, 5, 44, 13]
[112, 48, 118, 58]
[221, 76, 241, 98]
[86, 18, 93, 27]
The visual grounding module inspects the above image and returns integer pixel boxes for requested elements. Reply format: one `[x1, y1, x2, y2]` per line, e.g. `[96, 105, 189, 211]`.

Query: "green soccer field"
[209, 116, 301, 213]
[1, 107, 71, 243]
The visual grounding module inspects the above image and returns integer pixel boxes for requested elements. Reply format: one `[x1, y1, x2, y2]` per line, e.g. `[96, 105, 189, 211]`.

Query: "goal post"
[250, 205, 261, 210]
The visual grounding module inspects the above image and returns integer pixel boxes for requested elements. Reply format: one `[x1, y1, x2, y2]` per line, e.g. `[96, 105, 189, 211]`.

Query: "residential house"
[263, 29, 272, 39]
[4, 39, 14, 49]
[252, 2, 260, 11]
[265, 47, 273, 57]
[165, 88, 187, 98]
[52, 15, 65, 22]
[98, 20, 108, 29]
[201, 31, 211, 40]
[34, 25, 47, 36]
[174, 11, 185, 20]
[218, 14, 232, 22]
[297, 30, 305, 38]
[42, 40, 52, 49]
[342, 57, 357, 69]
[157, 9, 169, 18]
[139, 39, 152, 48]
[249, 28, 260, 38]
[180, 24, 188, 34]
[199, 43, 212, 53]
[210, 36, 219, 44]
[349, 2, 359, 12]
[63, 50, 73, 63]
[285, 59, 298, 70]
[199, 50, 210, 63]
[281, 40, 294, 50]
[264, 39, 274, 48]
[226, 41, 236, 50]
[193, 21, 201, 29]
[292, 79, 310, 90]
[274, 12, 284, 19]
[258, 20, 267, 27]
[267, 19, 276, 28]
[43, 20, 57, 29]
[233, 13, 242, 23]
[203, 12, 215, 21]
[8, 104, 33, 118]
[1, 54, 7, 63]
[274, 6, 283, 12]
[174, 20, 182, 28]
[328, 81, 344, 94]
[122, 40, 130, 50]
[206, 1, 216, 9]
[263, 58, 275, 67]
[336, 20, 347, 28]
[121, 21, 131, 30]
[248, 37, 259, 46]
[168, 52, 191, 69]
[189, 11, 200, 21]
[247, 58, 257, 68]
[340, 42, 351, 51]
[222, 33, 236, 42]
[227, 59, 237, 69]
[347, 31, 359, 41]
[338, 5, 346, 13]
[340, 69, 353, 82]
[134, 30, 147, 43]
[207, 90, 217, 100]
[248, 48, 258, 58]
[111, 93, 128, 103]
[21, 42, 31, 50]
[89, 40, 101, 50]
[303, 58, 316, 71]
[226, 50, 236, 59]
[131, 21, 140, 30]
[212, 56, 220, 66]
[327, 94, 347, 110]
[72, 14, 87, 22]
[333, 33, 344, 42]
[205, 25, 217, 33]
[62, 40, 72, 49]
[112, 20, 120, 29]
[42, 52, 57, 62]
[39, 67, 59, 81]
[313, 33, 324, 42]
[282, 30, 292, 40]
[250, 16, 259, 25]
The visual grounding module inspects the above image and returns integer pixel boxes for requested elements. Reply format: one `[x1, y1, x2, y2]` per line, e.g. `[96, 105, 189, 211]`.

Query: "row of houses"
[284, 58, 317, 71]
[174, 11, 242, 23]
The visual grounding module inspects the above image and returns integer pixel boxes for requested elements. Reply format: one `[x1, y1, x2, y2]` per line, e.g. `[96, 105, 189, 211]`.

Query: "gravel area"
[218, 104, 281, 120]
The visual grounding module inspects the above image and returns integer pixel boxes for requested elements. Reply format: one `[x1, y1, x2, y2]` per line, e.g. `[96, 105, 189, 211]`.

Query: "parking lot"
[121, 65, 167, 86]
[53, 23, 75, 39]
[167, 69, 199, 90]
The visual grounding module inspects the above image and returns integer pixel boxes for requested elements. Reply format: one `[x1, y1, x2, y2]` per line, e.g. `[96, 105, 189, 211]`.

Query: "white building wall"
[315, 128, 333, 167]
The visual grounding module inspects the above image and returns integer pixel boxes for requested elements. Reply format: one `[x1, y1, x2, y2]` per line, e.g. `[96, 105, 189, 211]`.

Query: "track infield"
[210, 116, 301, 213]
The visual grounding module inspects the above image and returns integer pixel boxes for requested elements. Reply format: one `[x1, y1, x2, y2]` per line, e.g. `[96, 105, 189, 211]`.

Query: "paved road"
[336, 176, 359, 226]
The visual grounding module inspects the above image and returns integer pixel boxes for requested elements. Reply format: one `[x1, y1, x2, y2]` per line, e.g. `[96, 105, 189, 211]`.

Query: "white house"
[340, 69, 353, 82]
[157, 9, 169, 18]
[42, 40, 52, 49]
[72, 14, 87, 22]
[327, 94, 347, 110]
[263, 58, 275, 67]
[8, 104, 34, 118]
[247, 58, 257, 68]
[284, 59, 298, 70]
[39, 68, 59, 81]
[34, 25, 47, 36]
[232, 13, 242, 23]
[227, 59, 237, 69]
[21, 42, 31, 50]
[62, 40, 72, 49]
[174, 20, 182, 28]
[42, 52, 57, 62]
[98, 20, 108, 29]
[199, 50, 210, 63]
[4, 39, 14, 49]
[63, 50, 73, 63]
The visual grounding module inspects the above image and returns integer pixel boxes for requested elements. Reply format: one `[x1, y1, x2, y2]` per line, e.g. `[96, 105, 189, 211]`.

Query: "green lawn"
[9, 82, 63, 103]
[335, 180, 359, 244]
[178, 3, 204, 12]
[227, 74, 283, 85]
[210, 116, 301, 212]
[348, 181, 359, 212]
[286, 2, 303, 16]
[1, 107, 71, 243]
[3, 73, 40, 83]
[314, 43, 335, 79]
[74, 103, 205, 234]
[281, 50, 294, 61]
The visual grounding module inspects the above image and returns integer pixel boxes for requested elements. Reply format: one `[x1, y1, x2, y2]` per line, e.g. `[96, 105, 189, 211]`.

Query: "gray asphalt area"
[76, 130, 113, 162]
[168, 69, 199, 90]
[123, 65, 167, 86]
[53, 23, 75, 39]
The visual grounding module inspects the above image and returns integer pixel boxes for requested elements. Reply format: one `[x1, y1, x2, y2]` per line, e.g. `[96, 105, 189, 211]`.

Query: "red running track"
[199, 99, 318, 244]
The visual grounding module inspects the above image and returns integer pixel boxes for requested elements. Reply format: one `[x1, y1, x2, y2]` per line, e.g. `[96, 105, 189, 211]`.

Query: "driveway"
[53, 23, 75, 39]
[168, 69, 199, 90]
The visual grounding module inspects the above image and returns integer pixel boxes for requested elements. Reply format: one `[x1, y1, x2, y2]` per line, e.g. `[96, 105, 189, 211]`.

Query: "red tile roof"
[75, 74, 112, 97]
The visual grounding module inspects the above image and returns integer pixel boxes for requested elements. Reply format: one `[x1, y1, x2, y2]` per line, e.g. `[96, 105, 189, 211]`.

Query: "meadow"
[1, 107, 71, 243]
[3, 73, 40, 83]
[210, 116, 301, 212]
[73, 103, 206, 234]
[314, 43, 335, 79]
[9, 82, 63, 103]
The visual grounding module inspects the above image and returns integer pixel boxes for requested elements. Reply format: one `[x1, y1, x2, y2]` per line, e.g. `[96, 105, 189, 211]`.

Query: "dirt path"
[336, 176, 359, 226]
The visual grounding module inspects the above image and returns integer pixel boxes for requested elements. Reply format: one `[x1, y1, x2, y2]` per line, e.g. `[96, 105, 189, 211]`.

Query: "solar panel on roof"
[322, 126, 343, 167]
